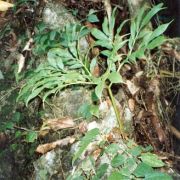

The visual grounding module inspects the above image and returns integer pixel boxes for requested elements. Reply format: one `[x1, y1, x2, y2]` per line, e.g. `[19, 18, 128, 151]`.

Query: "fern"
[72, 128, 100, 164]
[18, 4, 169, 116]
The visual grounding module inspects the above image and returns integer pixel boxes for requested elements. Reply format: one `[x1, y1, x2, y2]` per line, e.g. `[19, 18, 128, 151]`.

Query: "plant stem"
[107, 85, 125, 138]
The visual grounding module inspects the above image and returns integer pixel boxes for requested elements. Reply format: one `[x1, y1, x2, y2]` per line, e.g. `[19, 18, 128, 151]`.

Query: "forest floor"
[0, 0, 180, 179]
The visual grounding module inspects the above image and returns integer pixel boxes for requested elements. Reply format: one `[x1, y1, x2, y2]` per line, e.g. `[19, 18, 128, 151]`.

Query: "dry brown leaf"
[126, 80, 140, 95]
[0, 1, 14, 11]
[148, 78, 160, 96]
[36, 136, 76, 154]
[92, 148, 101, 160]
[42, 117, 75, 131]
[128, 98, 135, 112]
[38, 129, 49, 137]
[78, 121, 88, 134]
[39, 117, 75, 137]
[17, 54, 25, 73]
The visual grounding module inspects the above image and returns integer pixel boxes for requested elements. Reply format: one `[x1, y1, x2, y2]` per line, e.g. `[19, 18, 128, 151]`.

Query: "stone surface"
[43, 1, 76, 30]
[33, 148, 72, 180]
[44, 88, 92, 119]
[42, 1, 89, 53]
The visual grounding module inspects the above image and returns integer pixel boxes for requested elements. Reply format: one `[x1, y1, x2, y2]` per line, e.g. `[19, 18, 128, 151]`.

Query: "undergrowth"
[18, 3, 169, 135]
[16, 3, 173, 179]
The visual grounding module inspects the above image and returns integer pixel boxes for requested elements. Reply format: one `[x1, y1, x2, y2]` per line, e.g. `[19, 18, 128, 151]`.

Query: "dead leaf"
[23, 38, 33, 51]
[126, 80, 140, 95]
[36, 136, 75, 154]
[41, 117, 75, 131]
[0, 1, 14, 11]
[128, 98, 135, 112]
[79, 121, 88, 134]
[38, 129, 49, 137]
[92, 148, 101, 160]
[148, 78, 160, 96]
[17, 54, 25, 73]
[135, 71, 144, 78]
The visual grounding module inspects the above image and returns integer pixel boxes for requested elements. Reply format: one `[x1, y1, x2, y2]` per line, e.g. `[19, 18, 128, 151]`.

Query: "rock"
[99, 100, 118, 134]
[43, 88, 92, 119]
[33, 148, 72, 180]
[42, 1, 89, 53]
[43, 1, 76, 30]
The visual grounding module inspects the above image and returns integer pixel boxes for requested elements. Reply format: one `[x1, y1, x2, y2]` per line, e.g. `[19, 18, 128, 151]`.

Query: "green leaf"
[87, 14, 99, 23]
[42, 86, 61, 102]
[109, 8, 117, 34]
[12, 112, 21, 122]
[138, 30, 150, 39]
[91, 91, 99, 102]
[149, 22, 170, 41]
[101, 50, 111, 57]
[96, 163, 109, 178]
[88, 9, 98, 15]
[134, 162, 154, 178]
[130, 21, 136, 41]
[108, 171, 127, 180]
[79, 27, 91, 38]
[91, 28, 108, 41]
[120, 158, 137, 176]
[15, 130, 22, 138]
[105, 143, 119, 155]
[48, 48, 73, 62]
[69, 63, 83, 69]
[89, 104, 99, 118]
[4, 122, 14, 130]
[10, 143, 18, 151]
[114, 38, 128, 52]
[90, 57, 97, 74]
[26, 131, 38, 143]
[111, 154, 126, 167]
[108, 72, 123, 83]
[95, 81, 104, 99]
[128, 146, 142, 157]
[48, 56, 64, 69]
[72, 128, 100, 164]
[129, 48, 145, 62]
[144, 145, 153, 152]
[140, 153, 165, 167]
[145, 172, 172, 180]
[141, 3, 164, 28]
[102, 17, 109, 36]
[136, 7, 145, 30]
[50, 30, 56, 40]
[141, 31, 153, 46]
[25, 86, 45, 106]
[95, 40, 113, 49]
[147, 36, 166, 49]
[78, 103, 92, 119]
